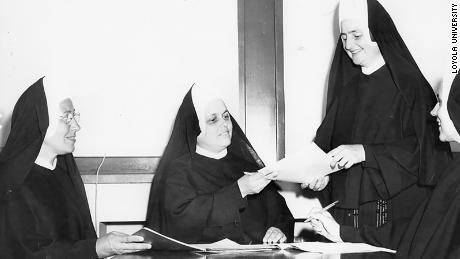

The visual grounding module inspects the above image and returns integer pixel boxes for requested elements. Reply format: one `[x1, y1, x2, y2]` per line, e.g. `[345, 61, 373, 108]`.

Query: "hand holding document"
[260, 142, 340, 183]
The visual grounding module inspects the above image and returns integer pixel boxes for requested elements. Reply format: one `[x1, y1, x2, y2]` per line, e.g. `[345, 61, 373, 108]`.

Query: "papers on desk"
[193, 239, 277, 253]
[263, 142, 340, 183]
[134, 227, 205, 251]
[195, 239, 396, 254]
[133, 228, 395, 254]
[289, 242, 396, 254]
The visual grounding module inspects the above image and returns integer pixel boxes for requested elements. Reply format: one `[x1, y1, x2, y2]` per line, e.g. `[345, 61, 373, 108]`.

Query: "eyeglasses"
[60, 111, 80, 125]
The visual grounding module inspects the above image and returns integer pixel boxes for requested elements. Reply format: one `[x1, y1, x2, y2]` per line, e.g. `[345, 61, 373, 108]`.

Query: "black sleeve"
[262, 183, 294, 242]
[163, 162, 247, 242]
[4, 190, 98, 259]
[361, 135, 419, 198]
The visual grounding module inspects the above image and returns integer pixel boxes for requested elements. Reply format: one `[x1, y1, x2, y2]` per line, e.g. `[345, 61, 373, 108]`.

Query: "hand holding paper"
[261, 142, 340, 184]
[238, 171, 271, 197]
[328, 144, 365, 169]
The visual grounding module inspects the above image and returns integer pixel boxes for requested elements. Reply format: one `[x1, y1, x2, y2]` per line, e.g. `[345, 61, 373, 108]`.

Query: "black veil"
[0, 78, 93, 245]
[448, 74, 460, 132]
[145, 86, 265, 231]
[315, 0, 451, 189]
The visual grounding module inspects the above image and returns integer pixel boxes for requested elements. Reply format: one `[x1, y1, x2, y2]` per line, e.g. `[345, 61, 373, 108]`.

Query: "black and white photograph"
[0, 0, 458, 258]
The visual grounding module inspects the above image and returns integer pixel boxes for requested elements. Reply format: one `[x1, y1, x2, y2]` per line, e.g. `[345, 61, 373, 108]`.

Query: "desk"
[114, 249, 395, 259]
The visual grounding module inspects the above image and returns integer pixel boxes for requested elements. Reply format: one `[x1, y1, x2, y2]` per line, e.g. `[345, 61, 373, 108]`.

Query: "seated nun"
[305, 0, 451, 249]
[145, 84, 294, 244]
[396, 73, 460, 258]
[0, 77, 151, 258]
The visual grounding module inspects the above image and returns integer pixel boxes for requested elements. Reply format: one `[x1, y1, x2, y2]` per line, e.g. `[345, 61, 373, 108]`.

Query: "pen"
[304, 200, 339, 222]
[321, 200, 339, 212]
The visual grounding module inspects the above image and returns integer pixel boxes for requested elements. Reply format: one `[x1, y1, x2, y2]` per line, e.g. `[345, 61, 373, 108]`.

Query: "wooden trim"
[238, 0, 247, 132]
[237, 0, 285, 162]
[274, 0, 285, 160]
[76, 157, 158, 184]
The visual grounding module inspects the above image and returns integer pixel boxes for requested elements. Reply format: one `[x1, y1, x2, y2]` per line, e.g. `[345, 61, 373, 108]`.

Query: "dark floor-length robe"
[161, 152, 294, 244]
[3, 162, 98, 258]
[396, 155, 460, 258]
[146, 87, 294, 244]
[317, 65, 434, 249]
[396, 74, 460, 258]
[0, 78, 98, 259]
[314, 0, 451, 249]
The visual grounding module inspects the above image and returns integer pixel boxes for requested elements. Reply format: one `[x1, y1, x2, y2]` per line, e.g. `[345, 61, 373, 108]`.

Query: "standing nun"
[0, 77, 151, 258]
[308, 0, 451, 249]
[146, 84, 294, 244]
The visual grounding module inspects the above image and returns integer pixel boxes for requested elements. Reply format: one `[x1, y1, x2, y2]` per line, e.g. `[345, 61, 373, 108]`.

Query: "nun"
[145, 84, 294, 244]
[396, 73, 460, 258]
[0, 77, 151, 258]
[307, 0, 451, 249]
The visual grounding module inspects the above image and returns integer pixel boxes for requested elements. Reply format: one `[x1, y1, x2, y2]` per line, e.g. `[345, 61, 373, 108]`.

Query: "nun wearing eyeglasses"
[145, 83, 294, 244]
[0, 77, 151, 258]
[305, 0, 451, 249]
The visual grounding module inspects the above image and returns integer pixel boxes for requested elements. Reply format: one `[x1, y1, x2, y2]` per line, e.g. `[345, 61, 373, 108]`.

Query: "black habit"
[0, 78, 98, 259]
[145, 88, 294, 244]
[396, 74, 460, 258]
[314, 0, 451, 249]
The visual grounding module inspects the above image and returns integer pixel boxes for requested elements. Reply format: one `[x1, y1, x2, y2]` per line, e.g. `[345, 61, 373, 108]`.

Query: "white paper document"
[194, 239, 396, 254]
[290, 242, 396, 254]
[263, 142, 340, 183]
[193, 238, 277, 252]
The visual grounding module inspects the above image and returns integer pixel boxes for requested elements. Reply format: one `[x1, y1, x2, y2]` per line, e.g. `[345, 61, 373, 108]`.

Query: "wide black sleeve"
[361, 135, 419, 198]
[262, 183, 294, 242]
[358, 98, 420, 200]
[3, 189, 98, 259]
[163, 162, 247, 242]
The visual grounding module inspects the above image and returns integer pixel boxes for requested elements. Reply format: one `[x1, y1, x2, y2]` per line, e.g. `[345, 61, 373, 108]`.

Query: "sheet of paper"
[264, 142, 340, 183]
[193, 238, 277, 252]
[291, 242, 396, 254]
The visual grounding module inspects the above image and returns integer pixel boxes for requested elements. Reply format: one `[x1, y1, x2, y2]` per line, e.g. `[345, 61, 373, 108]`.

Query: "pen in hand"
[304, 200, 339, 223]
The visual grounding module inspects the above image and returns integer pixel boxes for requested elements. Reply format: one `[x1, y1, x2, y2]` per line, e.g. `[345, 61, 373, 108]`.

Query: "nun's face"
[431, 87, 460, 142]
[197, 99, 233, 153]
[340, 19, 381, 68]
[43, 98, 81, 155]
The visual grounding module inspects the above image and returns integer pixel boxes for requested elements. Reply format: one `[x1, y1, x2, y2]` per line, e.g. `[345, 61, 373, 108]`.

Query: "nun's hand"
[301, 176, 329, 191]
[96, 231, 151, 258]
[238, 172, 271, 197]
[328, 144, 365, 170]
[263, 227, 287, 244]
[306, 208, 342, 243]
[258, 166, 279, 180]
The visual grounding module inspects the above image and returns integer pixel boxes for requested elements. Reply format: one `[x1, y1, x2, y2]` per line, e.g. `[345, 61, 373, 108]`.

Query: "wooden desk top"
[113, 249, 395, 259]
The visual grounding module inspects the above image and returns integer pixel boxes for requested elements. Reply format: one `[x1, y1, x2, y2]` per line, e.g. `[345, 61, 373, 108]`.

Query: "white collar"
[361, 54, 386, 75]
[34, 156, 57, 170]
[195, 145, 227, 159]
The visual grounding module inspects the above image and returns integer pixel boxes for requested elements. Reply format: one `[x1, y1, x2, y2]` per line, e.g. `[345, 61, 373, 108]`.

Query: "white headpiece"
[42, 75, 72, 137]
[191, 81, 224, 134]
[338, 0, 369, 33]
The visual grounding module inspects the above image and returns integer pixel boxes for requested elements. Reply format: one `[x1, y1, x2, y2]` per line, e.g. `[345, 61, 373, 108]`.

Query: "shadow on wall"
[321, 4, 340, 118]
[0, 110, 12, 153]
[281, 3, 340, 202]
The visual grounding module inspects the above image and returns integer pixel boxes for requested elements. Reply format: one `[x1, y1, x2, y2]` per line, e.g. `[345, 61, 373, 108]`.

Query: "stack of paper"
[133, 228, 396, 254]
